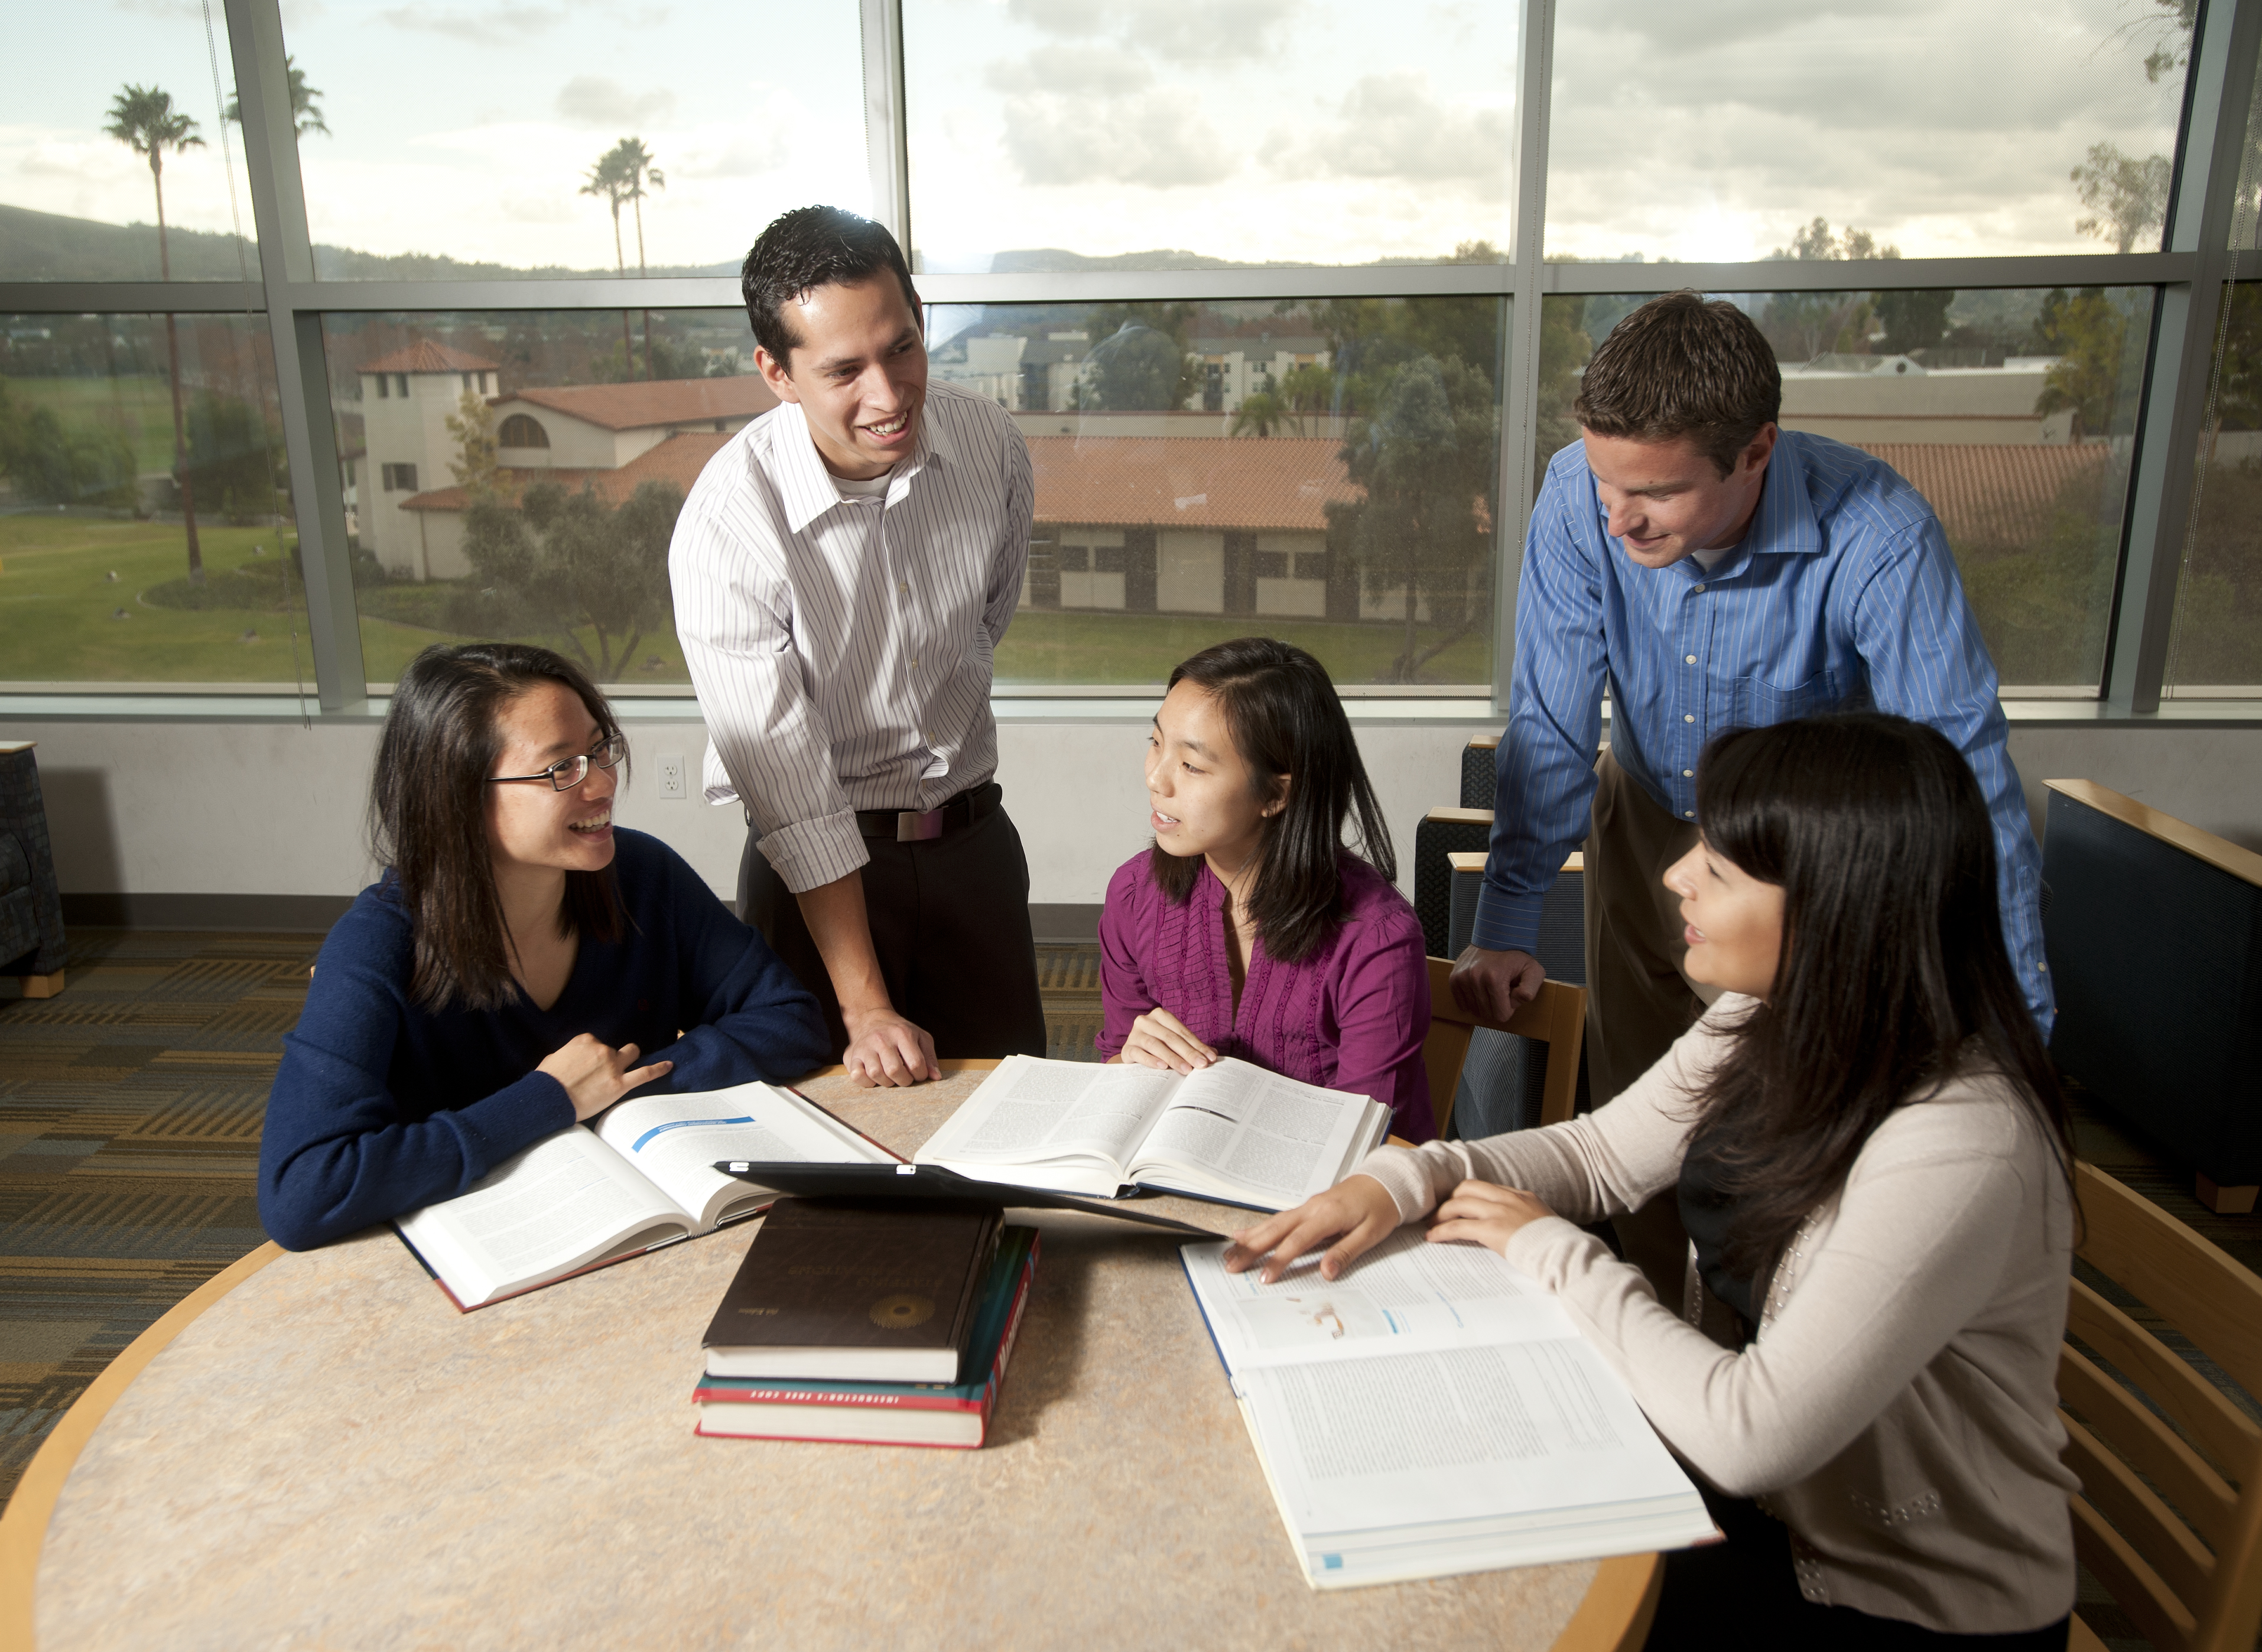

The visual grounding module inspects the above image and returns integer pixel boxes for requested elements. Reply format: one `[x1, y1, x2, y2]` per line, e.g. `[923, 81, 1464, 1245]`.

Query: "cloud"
[675, 131, 792, 178]
[1003, 0, 1300, 61]
[1264, 71, 1510, 184]
[554, 76, 678, 129]
[985, 44, 1153, 97]
[999, 86, 1233, 187]
[378, 4, 567, 45]
[112, 0, 204, 17]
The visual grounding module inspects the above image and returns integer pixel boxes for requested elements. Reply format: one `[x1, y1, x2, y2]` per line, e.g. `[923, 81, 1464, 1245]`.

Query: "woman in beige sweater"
[1226, 712, 2077, 1648]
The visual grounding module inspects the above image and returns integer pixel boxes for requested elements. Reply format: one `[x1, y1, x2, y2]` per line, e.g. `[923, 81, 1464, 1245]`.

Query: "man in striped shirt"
[1451, 291, 2052, 1294]
[670, 207, 1046, 1085]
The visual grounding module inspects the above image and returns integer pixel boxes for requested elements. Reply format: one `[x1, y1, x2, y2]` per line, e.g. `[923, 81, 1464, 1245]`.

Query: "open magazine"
[1181, 1230, 1715, 1588]
[394, 1082, 896, 1309]
[911, 1054, 1389, 1211]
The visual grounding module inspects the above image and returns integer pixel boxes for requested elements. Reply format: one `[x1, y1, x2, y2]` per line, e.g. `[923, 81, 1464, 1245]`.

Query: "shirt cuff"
[1471, 886, 1545, 954]
[1503, 1213, 1624, 1293]
[753, 809, 870, 894]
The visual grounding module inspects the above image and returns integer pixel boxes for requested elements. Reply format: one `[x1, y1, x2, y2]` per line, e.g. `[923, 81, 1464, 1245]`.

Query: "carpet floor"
[3, 926, 2258, 1651]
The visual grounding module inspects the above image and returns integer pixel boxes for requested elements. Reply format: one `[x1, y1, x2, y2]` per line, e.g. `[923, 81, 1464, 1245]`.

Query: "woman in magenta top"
[1097, 637, 1435, 1142]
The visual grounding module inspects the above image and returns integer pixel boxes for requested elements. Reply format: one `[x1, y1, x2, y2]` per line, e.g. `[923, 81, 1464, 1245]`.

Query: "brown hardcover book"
[701, 1198, 1003, 1383]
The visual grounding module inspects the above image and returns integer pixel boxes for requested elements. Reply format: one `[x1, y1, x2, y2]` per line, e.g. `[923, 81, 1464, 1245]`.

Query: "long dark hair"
[1685, 712, 2071, 1280]
[370, 643, 626, 1012]
[1148, 638, 1393, 964]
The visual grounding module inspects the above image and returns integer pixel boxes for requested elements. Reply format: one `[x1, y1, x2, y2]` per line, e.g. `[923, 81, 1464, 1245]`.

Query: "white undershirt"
[833, 469, 893, 501]
[1690, 543, 1734, 571]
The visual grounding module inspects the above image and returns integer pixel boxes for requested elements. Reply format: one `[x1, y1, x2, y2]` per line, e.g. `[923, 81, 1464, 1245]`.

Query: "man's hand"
[1427, 1178, 1556, 1257]
[538, 1035, 672, 1121]
[841, 1004, 941, 1088]
[1120, 1007, 1217, 1074]
[1451, 945, 1546, 1021]
[1221, 1175, 1402, 1284]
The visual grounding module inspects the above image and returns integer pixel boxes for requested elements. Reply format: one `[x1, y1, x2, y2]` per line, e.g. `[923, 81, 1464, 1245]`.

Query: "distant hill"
[0, 204, 740, 285]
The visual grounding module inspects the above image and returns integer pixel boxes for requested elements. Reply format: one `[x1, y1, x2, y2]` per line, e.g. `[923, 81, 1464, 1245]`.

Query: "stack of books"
[694, 1198, 1039, 1449]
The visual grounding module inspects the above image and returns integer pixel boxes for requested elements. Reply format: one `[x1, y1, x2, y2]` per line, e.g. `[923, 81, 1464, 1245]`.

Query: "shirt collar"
[1740, 433, 1823, 559]
[775, 395, 953, 535]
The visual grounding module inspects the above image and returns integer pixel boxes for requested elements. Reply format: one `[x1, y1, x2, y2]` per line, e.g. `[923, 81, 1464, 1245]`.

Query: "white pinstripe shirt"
[668, 380, 1032, 893]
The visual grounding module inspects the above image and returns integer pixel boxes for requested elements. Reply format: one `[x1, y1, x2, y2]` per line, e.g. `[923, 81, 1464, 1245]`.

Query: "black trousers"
[736, 782, 1048, 1062]
[1651, 1485, 2071, 1651]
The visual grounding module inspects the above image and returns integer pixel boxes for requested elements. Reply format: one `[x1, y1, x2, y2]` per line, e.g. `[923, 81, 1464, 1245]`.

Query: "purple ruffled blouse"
[1096, 850, 1435, 1142]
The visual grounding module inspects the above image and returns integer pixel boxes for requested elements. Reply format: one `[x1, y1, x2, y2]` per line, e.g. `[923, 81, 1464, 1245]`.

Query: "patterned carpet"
[2, 928, 2257, 1650]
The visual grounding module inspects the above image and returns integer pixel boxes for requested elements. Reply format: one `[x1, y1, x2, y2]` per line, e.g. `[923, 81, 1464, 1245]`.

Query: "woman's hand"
[1222, 1174, 1402, 1284]
[1120, 1007, 1218, 1074]
[1427, 1179, 1557, 1257]
[538, 1034, 672, 1121]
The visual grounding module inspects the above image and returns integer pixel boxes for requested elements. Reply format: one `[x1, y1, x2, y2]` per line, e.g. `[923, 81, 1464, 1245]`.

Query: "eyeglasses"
[486, 733, 628, 792]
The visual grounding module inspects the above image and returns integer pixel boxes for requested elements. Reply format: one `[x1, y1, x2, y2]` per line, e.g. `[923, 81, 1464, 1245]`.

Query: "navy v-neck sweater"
[258, 828, 829, 1250]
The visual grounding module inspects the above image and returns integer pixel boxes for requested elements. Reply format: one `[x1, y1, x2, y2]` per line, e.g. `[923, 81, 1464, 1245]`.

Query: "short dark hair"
[741, 206, 921, 369]
[1148, 638, 1394, 965]
[1573, 290, 1782, 477]
[370, 642, 625, 1012]
[1685, 711, 2072, 1281]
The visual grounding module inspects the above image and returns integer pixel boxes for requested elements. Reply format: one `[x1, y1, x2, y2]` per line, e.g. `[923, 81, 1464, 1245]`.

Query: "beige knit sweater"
[1357, 994, 2077, 1633]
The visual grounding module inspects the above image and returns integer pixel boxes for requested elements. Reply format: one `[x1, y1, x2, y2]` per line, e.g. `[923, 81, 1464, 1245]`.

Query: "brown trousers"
[1583, 750, 1711, 1306]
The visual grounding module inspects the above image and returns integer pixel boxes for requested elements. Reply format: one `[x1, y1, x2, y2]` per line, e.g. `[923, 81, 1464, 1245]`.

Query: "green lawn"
[993, 609, 1492, 687]
[5, 376, 181, 477]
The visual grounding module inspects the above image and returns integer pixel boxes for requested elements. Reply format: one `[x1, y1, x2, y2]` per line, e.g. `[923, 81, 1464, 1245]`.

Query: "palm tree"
[580, 147, 637, 372]
[592, 138, 665, 378]
[223, 54, 330, 137]
[106, 84, 206, 582]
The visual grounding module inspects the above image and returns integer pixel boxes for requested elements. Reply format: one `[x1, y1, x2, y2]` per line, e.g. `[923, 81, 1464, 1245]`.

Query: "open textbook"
[1181, 1231, 1716, 1589]
[912, 1055, 1389, 1211]
[395, 1083, 896, 1309]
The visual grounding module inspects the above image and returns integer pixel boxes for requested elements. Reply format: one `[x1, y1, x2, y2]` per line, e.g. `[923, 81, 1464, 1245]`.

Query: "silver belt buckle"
[896, 807, 945, 843]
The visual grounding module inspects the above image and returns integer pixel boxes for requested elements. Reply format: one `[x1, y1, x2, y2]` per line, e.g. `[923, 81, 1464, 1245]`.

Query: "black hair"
[1148, 638, 1394, 964]
[1683, 711, 2072, 1280]
[369, 642, 625, 1012]
[740, 206, 921, 369]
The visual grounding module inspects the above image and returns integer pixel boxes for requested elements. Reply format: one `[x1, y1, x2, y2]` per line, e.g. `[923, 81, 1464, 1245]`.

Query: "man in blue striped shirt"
[1452, 292, 2052, 1292]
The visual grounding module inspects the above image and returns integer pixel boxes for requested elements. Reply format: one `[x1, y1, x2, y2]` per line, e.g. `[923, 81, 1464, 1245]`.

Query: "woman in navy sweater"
[258, 643, 830, 1250]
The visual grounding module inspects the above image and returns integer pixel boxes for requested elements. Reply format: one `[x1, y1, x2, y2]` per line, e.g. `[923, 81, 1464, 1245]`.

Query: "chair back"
[1421, 957, 1585, 1139]
[2060, 1162, 2262, 1652]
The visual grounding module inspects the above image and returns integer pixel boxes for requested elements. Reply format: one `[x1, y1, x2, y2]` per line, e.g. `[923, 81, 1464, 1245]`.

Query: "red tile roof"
[493, 376, 778, 432]
[402, 431, 732, 513]
[1028, 435, 1356, 531]
[360, 341, 501, 374]
[1855, 442, 2111, 547]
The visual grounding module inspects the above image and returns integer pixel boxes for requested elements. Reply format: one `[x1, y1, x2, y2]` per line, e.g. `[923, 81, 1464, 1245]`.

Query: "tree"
[1874, 290, 1955, 356]
[223, 54, 330, 138]
[2031, 288, 2142, 438]
[2071, 143, 2172, 254]
[106, 84, 207, 581]
[1229, 387, 1288, 437]
[446, 388, 499, 496]
[1330, 353, 1498, 682]
[0, 402, 137, 509]
[459, 479, 681, 679]
[592, 137, 666, 379]
[1760, 219, 1900, 363]
[184, 392, 282, 523]
[580, 147, 638, 372]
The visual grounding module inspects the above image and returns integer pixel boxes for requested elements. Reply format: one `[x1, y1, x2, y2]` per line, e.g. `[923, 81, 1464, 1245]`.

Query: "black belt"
[854, 782, 1000, 843]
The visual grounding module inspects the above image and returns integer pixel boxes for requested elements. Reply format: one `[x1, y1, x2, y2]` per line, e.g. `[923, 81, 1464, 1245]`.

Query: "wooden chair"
[1421, 956, 1587, 1140]
[2059, 1162, 2262, 1652]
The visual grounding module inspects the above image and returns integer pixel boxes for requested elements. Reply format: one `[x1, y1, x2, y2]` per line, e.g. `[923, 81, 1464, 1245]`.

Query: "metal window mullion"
[1494, 0, 1556, 715]
[223, 0, 365, 710]
[2107, 0, 2262, 712]
[861, 0, 911, 251]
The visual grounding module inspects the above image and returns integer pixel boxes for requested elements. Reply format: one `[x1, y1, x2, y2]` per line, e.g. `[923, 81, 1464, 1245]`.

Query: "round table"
[1, 1065, 1660, 1651]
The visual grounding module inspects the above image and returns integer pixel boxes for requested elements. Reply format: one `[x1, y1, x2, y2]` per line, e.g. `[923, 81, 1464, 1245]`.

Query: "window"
[1539, 287, 2152, 691]
[936, 294, 1502, 688]
[2166, 282, 2262, 697]
[0, 311, 309, 687]
[497, 415, 551, 450]
[381, 464, 419, 493]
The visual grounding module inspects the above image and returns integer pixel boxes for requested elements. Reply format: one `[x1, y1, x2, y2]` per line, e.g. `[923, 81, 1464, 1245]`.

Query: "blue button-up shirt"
[1474, 429, 2053, 1027]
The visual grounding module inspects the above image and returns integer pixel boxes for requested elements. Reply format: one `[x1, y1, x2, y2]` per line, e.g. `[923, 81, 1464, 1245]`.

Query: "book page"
[1182, 1230, 1575, 1370]
[1131, 1059, 1380, 1208]
[591, 1083, 897, 1228]
[1236, 1334, 1704, 1533]
[913, 1057, 1179, 1193]
[395, 1128, 688, 1306]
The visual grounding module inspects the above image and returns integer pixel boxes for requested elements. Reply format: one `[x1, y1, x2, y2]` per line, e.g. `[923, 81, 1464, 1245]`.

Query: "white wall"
[6, 714, 2260, 907]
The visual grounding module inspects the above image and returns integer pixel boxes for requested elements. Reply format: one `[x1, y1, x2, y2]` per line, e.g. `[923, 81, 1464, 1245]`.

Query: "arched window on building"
[498, 414, 550, 450]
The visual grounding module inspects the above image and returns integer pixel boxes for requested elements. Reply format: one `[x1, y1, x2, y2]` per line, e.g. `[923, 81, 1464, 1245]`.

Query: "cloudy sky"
[4, 0, 2193, 274]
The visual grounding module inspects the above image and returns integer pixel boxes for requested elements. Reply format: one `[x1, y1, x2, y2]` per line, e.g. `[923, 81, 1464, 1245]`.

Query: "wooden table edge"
[1554, 1552, 1663, 1652]
[0, 1241, 285, 1652]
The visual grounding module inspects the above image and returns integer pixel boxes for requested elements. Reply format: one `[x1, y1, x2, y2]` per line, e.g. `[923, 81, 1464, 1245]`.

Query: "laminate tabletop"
[18, 1064, 1654, 1651]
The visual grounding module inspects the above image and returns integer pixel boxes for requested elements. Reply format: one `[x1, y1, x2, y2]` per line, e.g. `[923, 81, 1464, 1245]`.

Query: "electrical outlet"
[656, 751, 687, 799]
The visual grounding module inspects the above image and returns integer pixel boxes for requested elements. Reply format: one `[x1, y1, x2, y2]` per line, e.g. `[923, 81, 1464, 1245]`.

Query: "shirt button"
[1682, 769, 1694, 777]
[1684, 654, 1696, 664]
[1684, 810, 1695, 818]
[910, 656, 919, 668]
[1684, 713, 1695, 723]
[898, 581, 909, 595]
[1694, 583, 1706, 592]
